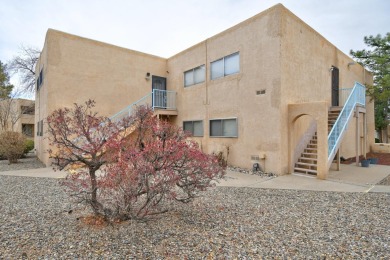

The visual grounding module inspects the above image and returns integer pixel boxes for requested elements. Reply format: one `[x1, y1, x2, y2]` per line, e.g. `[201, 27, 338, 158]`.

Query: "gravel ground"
[0, 175, 389, 258]
[0, 154, 46, 172]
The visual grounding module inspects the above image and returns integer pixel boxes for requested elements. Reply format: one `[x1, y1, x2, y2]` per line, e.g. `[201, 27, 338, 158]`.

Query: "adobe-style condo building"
[0, 98, 35, 139]
[35, 4, 374, 179]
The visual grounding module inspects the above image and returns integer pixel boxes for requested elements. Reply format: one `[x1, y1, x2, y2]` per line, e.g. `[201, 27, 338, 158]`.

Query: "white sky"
[0, 0, 389, 88]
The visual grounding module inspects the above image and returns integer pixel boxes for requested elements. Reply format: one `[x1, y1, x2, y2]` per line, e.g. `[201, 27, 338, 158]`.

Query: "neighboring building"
[35, 4, 374, 179]
[0, 98, 35, 139]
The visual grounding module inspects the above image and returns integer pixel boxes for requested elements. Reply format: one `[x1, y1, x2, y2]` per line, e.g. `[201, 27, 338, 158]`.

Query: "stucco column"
[355, 109, 360, 166]
[316, 113, 328, 180]
[363, 112, 367, 156]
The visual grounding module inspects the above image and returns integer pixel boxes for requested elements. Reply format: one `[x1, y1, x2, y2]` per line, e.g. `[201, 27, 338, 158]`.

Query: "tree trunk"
[89, 169, 100, 214]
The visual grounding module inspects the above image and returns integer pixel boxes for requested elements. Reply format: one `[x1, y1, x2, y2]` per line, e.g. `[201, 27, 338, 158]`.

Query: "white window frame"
[183, 120, 204, 137]
[210, 52, 240, 80]
[184, 65, 205, 87]
[209, 117, 238, 138]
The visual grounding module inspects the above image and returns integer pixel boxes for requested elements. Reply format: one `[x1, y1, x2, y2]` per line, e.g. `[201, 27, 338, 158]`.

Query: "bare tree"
[8, 45, 40, 94]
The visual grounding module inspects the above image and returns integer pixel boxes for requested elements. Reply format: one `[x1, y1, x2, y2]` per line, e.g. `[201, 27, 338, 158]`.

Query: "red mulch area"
[341, 153, 390, 166]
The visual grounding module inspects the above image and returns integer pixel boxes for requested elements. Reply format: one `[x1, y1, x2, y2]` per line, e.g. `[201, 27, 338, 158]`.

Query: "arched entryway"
[288, 102, 328, 179]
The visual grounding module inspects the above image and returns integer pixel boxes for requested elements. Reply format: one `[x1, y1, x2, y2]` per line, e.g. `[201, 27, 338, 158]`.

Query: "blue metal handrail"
[110, 93, 152, 122]
[110, 90, 177, 122]
[328, 82, 365, 160]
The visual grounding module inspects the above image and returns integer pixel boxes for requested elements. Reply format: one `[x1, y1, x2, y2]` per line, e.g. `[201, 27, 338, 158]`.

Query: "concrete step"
[299, 157, 318, 162]
[302, 152, 317, 157]
[295, 162, 317, 168]
[329, 106, 343, 111]
[294, 167, 318, 174]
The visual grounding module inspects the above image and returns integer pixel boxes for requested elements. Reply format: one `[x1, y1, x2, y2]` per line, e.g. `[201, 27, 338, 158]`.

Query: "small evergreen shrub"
[24, 139, 34, 154]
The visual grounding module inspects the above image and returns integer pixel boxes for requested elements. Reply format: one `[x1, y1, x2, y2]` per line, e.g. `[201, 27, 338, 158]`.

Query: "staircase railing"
[110, 90, 176, 122]
[328, 82, 365, 162]
[339, 88, 353, 106]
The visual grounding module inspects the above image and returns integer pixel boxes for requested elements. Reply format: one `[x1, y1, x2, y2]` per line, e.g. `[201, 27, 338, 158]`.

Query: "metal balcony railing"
[328, 82, 365, 161]
[110, 90, 176, 123]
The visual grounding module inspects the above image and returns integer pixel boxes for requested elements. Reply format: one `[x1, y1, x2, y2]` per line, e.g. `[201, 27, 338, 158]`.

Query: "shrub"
[24, 139, 34, 154]
[0, 131, 27, 164]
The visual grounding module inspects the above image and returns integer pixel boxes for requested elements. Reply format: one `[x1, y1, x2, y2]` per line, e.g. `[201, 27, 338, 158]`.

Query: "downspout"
[204, 39, 209, 106]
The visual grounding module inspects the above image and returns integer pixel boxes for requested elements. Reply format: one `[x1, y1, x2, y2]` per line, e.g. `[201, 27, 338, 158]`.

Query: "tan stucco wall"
[35, 29, 167, 165]
[167, 5, 283, 173]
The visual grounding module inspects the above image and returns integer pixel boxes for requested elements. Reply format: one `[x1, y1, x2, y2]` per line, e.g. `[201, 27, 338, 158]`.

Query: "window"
[37, 120, 43, 136]
[22, 124, 34, 137]
[210, 118, 238, 137]
[40, 120, 43, 136]
[211, 52, 239, 80]
[184, 65, 205, 87]
[37, 68, 44, 90]
[183, 120, 203, 137]
[21, 106, 35, 115]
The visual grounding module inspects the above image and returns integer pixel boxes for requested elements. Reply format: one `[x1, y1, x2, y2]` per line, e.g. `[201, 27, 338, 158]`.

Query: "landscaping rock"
[0, 175, 388, 258]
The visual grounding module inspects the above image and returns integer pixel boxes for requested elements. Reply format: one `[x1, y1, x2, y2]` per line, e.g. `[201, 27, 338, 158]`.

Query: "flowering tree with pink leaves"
[46, 100, 120, 215]
[47, 102, 225, 221]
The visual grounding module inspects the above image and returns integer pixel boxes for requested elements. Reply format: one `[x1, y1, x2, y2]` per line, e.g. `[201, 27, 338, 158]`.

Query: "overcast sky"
[0, 0, 389, 87]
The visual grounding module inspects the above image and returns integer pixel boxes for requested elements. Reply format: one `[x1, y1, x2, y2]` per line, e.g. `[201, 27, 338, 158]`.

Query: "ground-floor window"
[183, 120, 203, 137]
[22, 124, 34, 137]
[210, 118, 238, 137]
[36, 120, 43, 136]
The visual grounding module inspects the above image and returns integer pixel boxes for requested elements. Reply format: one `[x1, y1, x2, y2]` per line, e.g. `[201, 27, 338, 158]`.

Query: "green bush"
[375, 138, 380, 143]
[24, 139, 34, 154]
[0, 131, 26, 164]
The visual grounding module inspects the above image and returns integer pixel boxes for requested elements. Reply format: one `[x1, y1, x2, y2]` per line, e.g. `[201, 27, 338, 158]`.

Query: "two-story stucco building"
[35, 4, 374, 179]
[0, 98, 35, 139]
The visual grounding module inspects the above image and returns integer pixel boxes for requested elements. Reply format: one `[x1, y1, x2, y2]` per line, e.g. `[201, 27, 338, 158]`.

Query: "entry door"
[331, 66, 339, 106]
[152, 76, 167, 108]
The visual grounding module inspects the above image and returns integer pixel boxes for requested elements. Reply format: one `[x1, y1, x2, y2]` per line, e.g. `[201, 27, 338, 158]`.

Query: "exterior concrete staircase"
[294, 107, 342, 175]
[294, 133, 318, 175]
[328, 107, 342, 132]
[293, 82, 366, 178]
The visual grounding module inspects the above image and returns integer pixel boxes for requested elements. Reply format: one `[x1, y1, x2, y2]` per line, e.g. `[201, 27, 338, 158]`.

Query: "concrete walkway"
[0, 167, 67, 179]
[1, 163, 389, 193]
[218, 163, 390, 193]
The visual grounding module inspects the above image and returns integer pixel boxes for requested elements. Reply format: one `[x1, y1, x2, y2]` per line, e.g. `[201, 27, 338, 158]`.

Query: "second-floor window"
[21, 106, 35, 115]
[37, 68, 44, 90]
[184, 65, 205, 87]
[211, 52, 240, 80]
